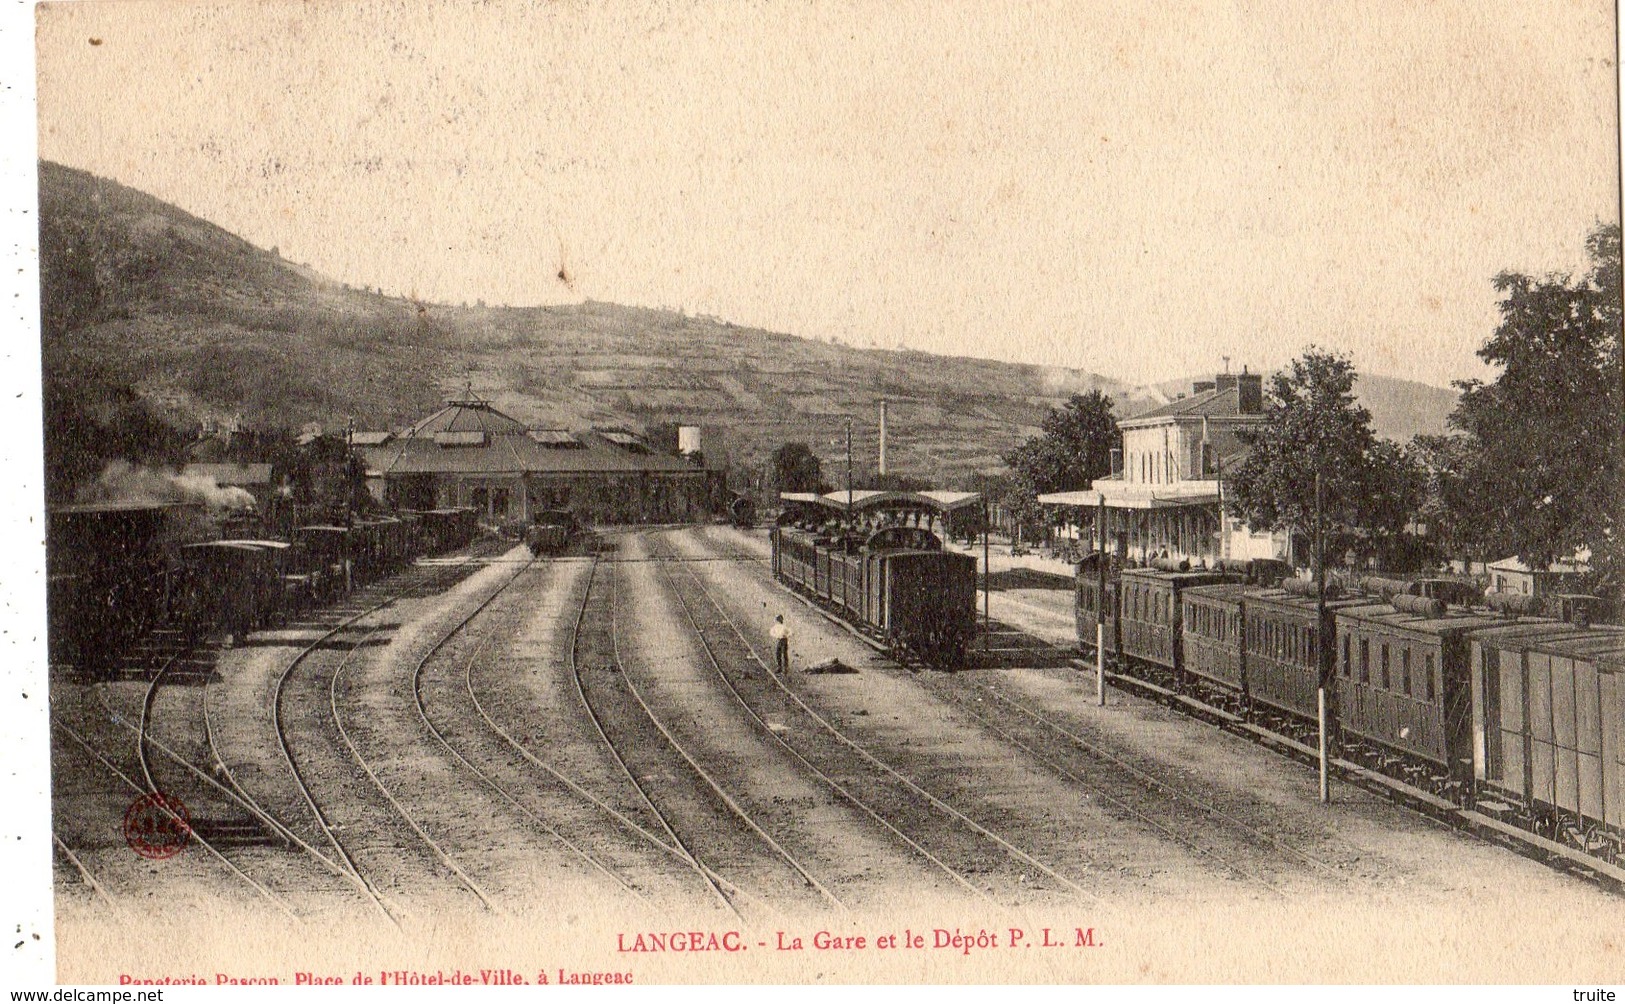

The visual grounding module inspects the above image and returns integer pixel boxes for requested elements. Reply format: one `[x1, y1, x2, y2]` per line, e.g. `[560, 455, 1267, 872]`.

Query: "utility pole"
[878, 399, 888, 477]
[1096, 495, 1108, 707]
[982, 496, 991, 647]
[1315, 467, 1330, 804]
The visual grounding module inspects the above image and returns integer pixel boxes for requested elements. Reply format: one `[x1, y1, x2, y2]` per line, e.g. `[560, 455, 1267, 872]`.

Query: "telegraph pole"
[982, 496, 991, 647]
[1096, 495, 1108, 707]
[1315, 468, 1330, 804]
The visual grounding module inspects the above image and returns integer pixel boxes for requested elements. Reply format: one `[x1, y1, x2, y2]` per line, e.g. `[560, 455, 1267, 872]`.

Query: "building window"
[1342, 635, 1351, 678]
[1360, 638, 1370, 683]
[1380, 643, 1390, 690]
[1401, 648, 1412, 697]
[1425, 653, 1436, 701]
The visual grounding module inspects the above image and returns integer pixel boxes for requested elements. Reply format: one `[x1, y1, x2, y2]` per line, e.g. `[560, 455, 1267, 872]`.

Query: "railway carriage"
[1470, 622, 1625, 856]
[294, 525, 353, 601]
[526, 508, 580, 555]
[1074, 554, 1121, 661]
[46, 501, 192, 672]
[1118, 566, 1236, 673]
[172, 541, 283, 642]
[1242, 586, 1362, 724]
[771, 521, 977, 664]
[1331, 599, 1505, 791]
[1180, 582, 1251, 701]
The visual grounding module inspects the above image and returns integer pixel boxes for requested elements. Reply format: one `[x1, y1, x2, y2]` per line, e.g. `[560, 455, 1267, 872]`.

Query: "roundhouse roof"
[403, 398, 529, 437]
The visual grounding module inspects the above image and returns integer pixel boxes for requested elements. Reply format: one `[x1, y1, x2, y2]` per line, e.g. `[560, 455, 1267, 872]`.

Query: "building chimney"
[878, 399, 888, 476]
[1214, 372, 1239, 394]
[678, 425, 702, 454]
[1193, 380, 1216, 395]
[1237, 367, 1263, 414]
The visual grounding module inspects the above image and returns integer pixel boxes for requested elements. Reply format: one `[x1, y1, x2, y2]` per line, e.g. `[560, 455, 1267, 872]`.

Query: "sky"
[30, 0, 1623, 389]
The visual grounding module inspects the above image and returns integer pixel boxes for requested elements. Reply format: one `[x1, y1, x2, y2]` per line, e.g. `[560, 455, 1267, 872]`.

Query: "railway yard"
[46, 524, 1625, 982]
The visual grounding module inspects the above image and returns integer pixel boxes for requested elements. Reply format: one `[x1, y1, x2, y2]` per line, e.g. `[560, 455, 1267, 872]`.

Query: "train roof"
[1243, 586, 1368, 613]
[1182, 582, 1254, 603]
[1119, 566, 1235, 588]
[181, 541, 267, 555]
[1471, 621, 1625, 667]
[48, 500, 200, 515]
[780, 489, 984, 514]
[1333, 600, 1506, 635]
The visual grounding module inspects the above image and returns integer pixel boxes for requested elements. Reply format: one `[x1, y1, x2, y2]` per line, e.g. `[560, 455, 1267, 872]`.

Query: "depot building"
[357, 393, 723, 525]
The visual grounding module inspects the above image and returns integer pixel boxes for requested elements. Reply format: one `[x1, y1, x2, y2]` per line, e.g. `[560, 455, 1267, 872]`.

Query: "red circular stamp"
[123, 792, 191, 859]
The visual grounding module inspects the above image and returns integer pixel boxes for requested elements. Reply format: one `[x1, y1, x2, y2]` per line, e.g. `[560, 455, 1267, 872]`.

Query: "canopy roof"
[780, 489, 983, 514]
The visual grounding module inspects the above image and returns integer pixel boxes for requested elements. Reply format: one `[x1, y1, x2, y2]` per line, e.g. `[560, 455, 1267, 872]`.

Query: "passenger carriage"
[1242, 585, 1363, 724]
[1118, 565, 1236, 674]
[771, 490, 981, 665]
[1074, 552, 1121, 661]
[1180, 582, 1251, 701]
[1331, 597, 1504, 792]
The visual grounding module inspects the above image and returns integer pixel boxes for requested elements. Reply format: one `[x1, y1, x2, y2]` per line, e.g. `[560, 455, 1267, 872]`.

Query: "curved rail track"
[50, 715, 299, 920]
[650, 531, 1104, 906]
[269, 547, 517, 923]
[406, 551, 658, 905]
[567, 551, 841, 921]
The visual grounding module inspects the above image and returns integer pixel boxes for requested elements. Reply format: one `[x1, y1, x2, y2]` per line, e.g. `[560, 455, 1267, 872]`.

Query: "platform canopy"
[1036, 490, 1105, 507]
[1038, 483, 1220, 510]
[780, 489, 982, 515]
[916, 490, 984, 512]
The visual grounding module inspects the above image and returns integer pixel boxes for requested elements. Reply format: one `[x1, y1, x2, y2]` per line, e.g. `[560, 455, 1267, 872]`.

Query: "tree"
[1226, 349, 1418, 566]
[769, 442, 825, 495]
[1409, 432, 1483, 562]
[1447, 223, 1622, 590]
[1000, 390, 1118, 533]
[862, 471, 935, 492]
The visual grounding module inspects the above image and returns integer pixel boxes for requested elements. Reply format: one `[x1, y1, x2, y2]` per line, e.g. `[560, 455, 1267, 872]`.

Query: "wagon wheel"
[1532, 813, 1560, 841]
[1556, 819, 1587, 851]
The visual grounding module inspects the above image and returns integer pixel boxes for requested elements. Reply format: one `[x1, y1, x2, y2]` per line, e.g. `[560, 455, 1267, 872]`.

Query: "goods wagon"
[1471, 623, 1625, 857]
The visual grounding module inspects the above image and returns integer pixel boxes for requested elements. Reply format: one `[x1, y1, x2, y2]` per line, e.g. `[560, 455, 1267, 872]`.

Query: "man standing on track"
[770, 614, 791, 674]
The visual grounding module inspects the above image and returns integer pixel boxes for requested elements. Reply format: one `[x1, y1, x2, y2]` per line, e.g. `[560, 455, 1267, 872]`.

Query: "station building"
[1486, 555, 1591, 598]
[1040, 369, 1289, 566]
[357, 393, 722, 525]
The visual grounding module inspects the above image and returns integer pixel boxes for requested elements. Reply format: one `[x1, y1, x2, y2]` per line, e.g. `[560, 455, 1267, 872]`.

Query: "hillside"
[38, 161, 1459, 496]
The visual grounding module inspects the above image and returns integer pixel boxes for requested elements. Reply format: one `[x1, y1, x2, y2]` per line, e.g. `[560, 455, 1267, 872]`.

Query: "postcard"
[12, 0, 1624, 987]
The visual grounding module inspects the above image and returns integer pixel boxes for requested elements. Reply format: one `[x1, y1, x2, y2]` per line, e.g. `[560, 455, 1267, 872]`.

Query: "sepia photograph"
[11, 0, 1624, 987]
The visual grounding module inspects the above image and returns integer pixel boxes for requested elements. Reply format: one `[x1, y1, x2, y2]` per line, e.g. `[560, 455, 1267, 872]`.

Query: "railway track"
[568, 549, 839, 922]
[267, 546, 511, 924]
[453, 552, 758, 917]
[650, 530, 1104, 907]
[48, 714, 300, 920]
[415, 555, 736, 916]
[744, 551, 1360, 895]
[406, 550, 653, 904]
[52, 834, 120, 912]
[908, 667, 1345, 898]
[48, 548, 508, 922]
